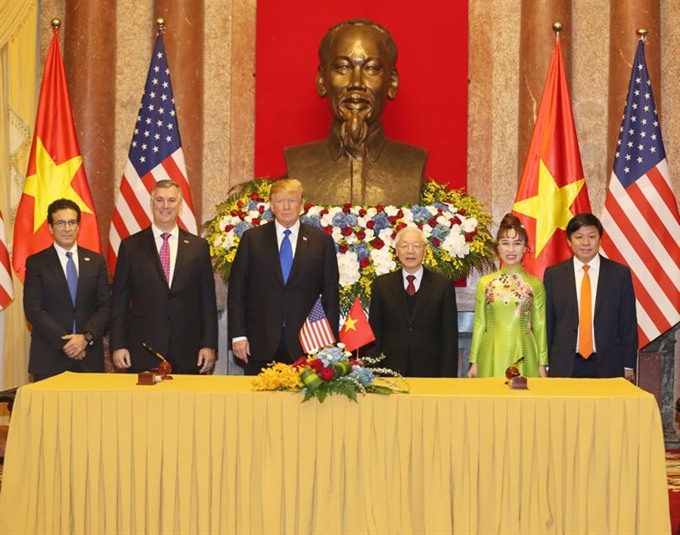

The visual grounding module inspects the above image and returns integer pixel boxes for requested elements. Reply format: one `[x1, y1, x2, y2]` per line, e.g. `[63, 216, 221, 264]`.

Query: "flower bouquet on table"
[252, 343, 408, 403]
[205, 178, 495, 314]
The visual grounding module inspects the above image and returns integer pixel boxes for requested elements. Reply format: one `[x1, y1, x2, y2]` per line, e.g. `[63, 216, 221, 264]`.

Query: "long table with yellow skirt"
[0, 373, 670, 534]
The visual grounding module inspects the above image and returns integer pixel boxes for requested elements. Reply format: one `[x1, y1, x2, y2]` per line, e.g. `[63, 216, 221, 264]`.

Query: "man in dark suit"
[544, 213, 638, 380]
[111, 179, 217, 374]
[227, 178, 340, 375]
[24, 198, 111, 381]
[368, 227, 458, 377]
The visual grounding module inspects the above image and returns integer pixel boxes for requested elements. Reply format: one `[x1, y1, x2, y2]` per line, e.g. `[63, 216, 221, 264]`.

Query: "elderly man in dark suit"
[368, 227, 458, 377]
[227, 178, 340, 375]
[24, 198, 111, 381]
[544, 213, 638, 380]
[111, 179, 218, 374]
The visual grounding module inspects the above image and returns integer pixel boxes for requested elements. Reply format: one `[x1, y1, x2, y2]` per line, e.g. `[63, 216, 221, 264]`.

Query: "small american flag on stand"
[107, 27, 197, 274]
[299, 296, 336, 354]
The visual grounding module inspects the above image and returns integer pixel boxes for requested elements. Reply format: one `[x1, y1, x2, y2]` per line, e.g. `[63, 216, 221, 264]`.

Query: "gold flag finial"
[637, 28, 648, 42]
[156, 18, 165, 33]
[51, 18, 61, 30]
[553, 21, 562, 43]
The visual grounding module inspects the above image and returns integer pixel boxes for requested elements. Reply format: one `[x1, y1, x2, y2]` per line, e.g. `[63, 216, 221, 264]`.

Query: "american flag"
[107, 30, 197, 274]
[600, 39, 680, 348]
[0, 211, 13, 309]
[299, 296, 336, 354]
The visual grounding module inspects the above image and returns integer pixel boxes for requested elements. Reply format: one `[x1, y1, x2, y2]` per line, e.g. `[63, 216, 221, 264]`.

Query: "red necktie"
[160, 232, 171, 283]
[406, 275, 416, 296]
[579, 265, 593, 358]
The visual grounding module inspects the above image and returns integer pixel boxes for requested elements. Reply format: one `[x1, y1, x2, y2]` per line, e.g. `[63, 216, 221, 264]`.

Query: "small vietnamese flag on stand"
[339, 297, 375, 352]
[12, 20, 101, 282]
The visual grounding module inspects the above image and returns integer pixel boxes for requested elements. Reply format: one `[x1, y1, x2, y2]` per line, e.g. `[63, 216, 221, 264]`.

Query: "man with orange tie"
[544, 213, 638, 381]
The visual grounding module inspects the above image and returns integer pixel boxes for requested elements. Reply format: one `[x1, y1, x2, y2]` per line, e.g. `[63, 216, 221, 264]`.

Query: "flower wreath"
[205, 178, 495, 313]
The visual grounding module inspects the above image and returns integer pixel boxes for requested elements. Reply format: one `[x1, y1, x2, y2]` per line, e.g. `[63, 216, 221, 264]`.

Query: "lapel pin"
[183, 239, 190, 244]
[84, 257, 91, 261]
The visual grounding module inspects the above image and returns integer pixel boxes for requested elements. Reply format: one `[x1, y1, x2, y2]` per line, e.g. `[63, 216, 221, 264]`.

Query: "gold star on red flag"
[23, 138, 92, 232]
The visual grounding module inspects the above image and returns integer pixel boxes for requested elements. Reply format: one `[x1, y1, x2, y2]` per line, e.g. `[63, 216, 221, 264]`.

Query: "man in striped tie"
[23, 199, 111, 381]
[111, 180, 217, 374]
[544, 213, 638, 381]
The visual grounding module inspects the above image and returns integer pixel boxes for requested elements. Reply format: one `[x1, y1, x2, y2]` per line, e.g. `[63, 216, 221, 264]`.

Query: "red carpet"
[668, 450, 680, 533]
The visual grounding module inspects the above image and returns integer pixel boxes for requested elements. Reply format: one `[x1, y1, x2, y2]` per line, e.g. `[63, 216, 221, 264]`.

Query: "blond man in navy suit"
[24, 199, 111, 381]
[111, 180, 217, 374]
[228, 179, 340, 375]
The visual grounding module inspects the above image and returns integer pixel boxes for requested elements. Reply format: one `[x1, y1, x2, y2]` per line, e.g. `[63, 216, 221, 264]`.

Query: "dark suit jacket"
[24, 245, 111, 376]
[110, 227, 218, 372]
[227, 222, 340, 362]
[368, 268, 458, 377]
[544, 255, 638, 377]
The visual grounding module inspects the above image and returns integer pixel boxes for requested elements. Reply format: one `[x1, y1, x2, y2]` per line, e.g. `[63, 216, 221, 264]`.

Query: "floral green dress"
[469, 266, 548, 377]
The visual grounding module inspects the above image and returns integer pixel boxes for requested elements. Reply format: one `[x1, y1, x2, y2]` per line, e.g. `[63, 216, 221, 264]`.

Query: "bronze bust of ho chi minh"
[284, 18, 427, 206]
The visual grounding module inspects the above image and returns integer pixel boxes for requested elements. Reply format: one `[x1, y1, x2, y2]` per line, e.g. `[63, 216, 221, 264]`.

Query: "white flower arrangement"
[205, 178, 496, 313]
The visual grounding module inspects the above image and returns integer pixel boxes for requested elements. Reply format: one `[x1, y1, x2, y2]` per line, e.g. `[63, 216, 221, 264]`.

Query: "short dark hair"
[47, 198, 81, 225]
[319, 18, 398, 67]
[566, 213, 603, 239]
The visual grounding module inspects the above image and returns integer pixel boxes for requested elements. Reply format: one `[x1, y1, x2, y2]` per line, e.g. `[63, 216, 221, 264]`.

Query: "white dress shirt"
[402, 266, 424, 293]
[53, 243, 79, 279]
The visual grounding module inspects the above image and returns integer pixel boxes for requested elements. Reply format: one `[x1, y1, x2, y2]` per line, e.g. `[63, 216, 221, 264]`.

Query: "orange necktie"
[578, 265, 593, 358]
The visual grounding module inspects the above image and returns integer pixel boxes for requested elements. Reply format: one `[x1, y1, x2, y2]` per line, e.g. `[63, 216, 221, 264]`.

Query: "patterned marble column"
[608, 1, 660, 171]
[517, 0, 571, 181]
[154, 0, 205, 223]
[63, 0, 117, 253]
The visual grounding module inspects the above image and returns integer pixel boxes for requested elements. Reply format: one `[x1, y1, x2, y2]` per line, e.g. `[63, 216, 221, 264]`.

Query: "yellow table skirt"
[0, 373, 670, 534]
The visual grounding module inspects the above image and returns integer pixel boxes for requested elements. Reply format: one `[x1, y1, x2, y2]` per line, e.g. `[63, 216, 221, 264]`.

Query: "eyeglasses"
[397, 243, 424, 251]
[52, 220, 79, 229]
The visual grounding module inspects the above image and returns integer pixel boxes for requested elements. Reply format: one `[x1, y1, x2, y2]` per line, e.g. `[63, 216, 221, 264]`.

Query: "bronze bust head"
[284, 19, 426, 206]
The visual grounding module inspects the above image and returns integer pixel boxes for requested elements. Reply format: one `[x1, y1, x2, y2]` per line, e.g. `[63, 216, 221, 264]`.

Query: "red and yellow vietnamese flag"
[12, 25, 101, 282]
[339, 296, 376, 352]
[512, 37, 591, 280]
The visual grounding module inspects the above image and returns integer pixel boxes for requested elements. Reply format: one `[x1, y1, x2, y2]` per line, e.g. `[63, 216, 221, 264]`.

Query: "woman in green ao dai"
[468, 214, 548, 378]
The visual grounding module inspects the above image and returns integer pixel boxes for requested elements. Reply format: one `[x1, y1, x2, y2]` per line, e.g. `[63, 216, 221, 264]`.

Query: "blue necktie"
[66, 251, 78, 332]
[280, 229, 293, 283]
